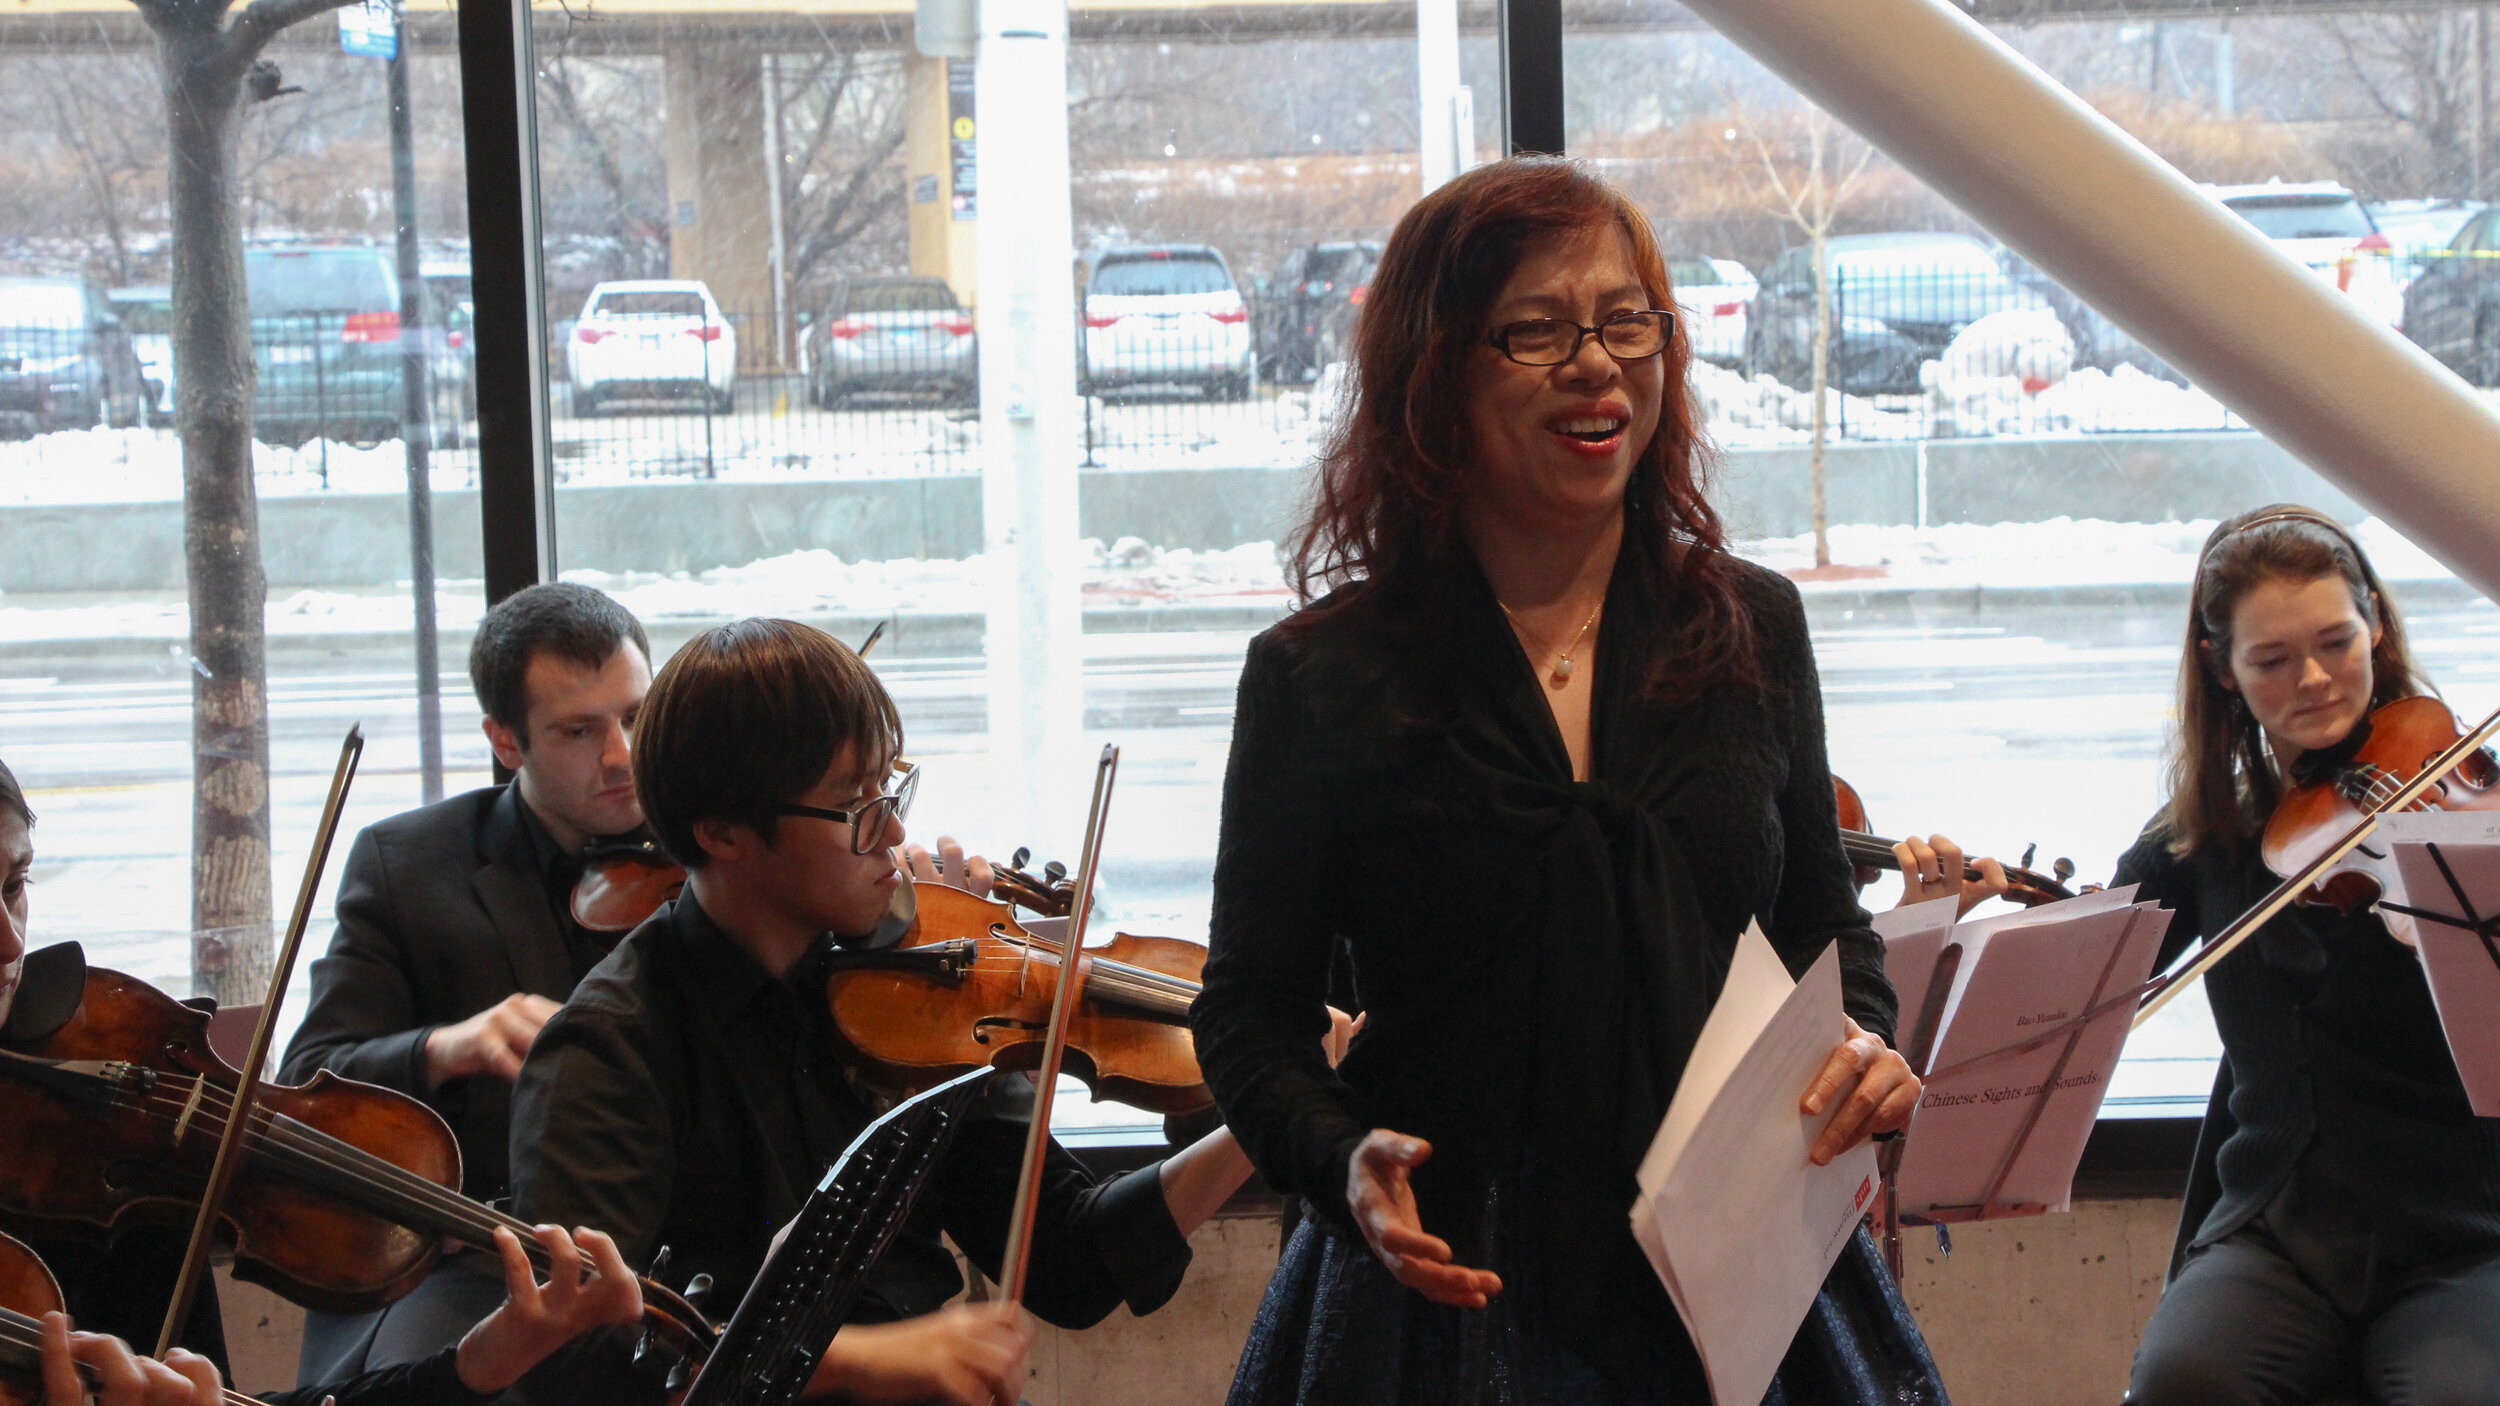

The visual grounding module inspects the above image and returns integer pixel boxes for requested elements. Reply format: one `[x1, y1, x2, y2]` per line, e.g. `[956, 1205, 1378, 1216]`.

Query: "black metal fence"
[1725, 259, 2244, 440]
[1, 276, 2275, 490]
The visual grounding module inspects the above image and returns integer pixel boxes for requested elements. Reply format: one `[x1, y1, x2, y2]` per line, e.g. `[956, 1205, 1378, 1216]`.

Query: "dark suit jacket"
[280, 785, 579, 1202]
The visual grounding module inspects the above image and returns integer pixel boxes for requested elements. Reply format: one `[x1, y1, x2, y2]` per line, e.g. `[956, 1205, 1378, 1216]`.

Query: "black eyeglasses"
[772, 761, 920, 854]
[1485, 309, 1677, 367]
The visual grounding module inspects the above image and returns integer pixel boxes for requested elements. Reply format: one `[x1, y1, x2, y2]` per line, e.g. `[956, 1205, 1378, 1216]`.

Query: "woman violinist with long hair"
[2118, 507, 2500, 1405]
[1190, 157, 1936, 1404]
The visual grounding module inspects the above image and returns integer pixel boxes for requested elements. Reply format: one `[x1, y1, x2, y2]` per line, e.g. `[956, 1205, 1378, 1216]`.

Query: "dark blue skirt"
[1225, 1214, 1949, 1406]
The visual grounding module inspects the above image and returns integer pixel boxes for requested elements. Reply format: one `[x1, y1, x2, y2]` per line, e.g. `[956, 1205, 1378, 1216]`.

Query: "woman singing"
[1190, 158, 1933, 1403]
[2121, 507, 2500, 1405]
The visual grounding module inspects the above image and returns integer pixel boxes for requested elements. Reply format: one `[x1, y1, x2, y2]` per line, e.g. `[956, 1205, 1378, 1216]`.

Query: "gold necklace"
[1499, 599, 1603, 690]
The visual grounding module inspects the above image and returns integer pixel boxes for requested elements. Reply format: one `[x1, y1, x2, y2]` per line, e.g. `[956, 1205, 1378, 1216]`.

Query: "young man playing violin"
[283, 587, 1001, 1384]
[502, 617, 1260, 1406]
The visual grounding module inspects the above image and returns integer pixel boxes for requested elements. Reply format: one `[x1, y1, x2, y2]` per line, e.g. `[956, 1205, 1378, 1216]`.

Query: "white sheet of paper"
[1631, 924, 1878, 1406]
[1892, 904, 2166, 1218]
[2378, 812, 2500, 1116]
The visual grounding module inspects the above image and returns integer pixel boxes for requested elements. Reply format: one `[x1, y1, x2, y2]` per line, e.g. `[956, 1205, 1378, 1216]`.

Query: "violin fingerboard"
[678, 1068, 994, 1406]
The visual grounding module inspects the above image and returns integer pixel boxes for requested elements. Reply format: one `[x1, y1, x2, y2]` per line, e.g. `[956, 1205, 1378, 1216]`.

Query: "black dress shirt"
[1192, 543, 1892, 1375]
[502, 891, 1193, 1405]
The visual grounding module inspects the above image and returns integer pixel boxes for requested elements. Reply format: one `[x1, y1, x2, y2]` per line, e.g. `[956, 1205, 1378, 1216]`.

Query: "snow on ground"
[1739, 516, 2459, 589]
[0, 519, 2454, 645]
[0, 347, 2269, 505]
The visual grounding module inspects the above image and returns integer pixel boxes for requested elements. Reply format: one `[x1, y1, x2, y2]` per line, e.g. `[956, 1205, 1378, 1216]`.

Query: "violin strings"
[0, 1304, 259, 1406]
[110, 1073, 580, 1274]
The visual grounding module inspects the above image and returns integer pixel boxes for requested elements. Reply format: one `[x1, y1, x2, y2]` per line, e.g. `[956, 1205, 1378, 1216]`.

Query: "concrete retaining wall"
[0, 433, 2368, 594]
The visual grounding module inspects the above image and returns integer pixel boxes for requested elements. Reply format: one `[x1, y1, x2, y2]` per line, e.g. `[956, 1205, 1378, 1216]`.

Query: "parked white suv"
[2210, 182, 2401, 328]
[1670, 257, 1757, 366]
[567, 280, 738, 415]
[1081, 246, 1255, 400]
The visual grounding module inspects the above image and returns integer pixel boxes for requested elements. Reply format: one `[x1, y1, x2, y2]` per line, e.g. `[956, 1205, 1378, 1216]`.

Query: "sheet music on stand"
[1629, 923, 1879, 1406]
[1878, 889, 2170, 1223]
[2375, 812, 2500, 1116]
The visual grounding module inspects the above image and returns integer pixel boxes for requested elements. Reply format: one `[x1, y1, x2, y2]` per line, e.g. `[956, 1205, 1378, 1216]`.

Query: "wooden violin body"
[2264, 694, 2500, 919]
[823, 882, 1212, 1115]
[0, 1233, 63, 1406]
[574, 838, 688, 934]
[0, 969, 459, 1313]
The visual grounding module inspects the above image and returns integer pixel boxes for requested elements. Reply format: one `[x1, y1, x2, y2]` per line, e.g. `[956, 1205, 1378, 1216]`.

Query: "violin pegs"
[1044, 860, 1067, 884]
[665, 1360, 694, 1393]
[648, 1245, 673, 1281]
[2053, 856, 2076, 883]
[1011, 847, 1032, 870]
[632, 1328, 654, 1365]
[2019, 841, 2038, 870]
[682, 1271, 714, 1307]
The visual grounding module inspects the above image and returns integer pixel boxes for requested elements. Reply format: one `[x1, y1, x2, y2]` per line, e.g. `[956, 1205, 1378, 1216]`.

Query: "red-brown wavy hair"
[1284, 156, 1754, 699]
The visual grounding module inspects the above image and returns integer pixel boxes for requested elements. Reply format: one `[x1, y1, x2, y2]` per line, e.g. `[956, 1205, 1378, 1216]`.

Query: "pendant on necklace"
[1548, 657, 1574, 688]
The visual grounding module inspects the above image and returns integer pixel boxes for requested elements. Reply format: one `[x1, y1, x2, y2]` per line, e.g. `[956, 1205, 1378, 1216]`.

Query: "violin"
[0, 1232, 261, 1406]
[1831, 775, 2076, 908]
[573, 836, 687, 934]
[0, 968, 714, 1361]
[2263, 694, 2500, 923]
[822, 881, 1212, 1115]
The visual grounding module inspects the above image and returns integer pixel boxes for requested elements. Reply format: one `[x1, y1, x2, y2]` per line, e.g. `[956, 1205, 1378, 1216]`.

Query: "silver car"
[809, 276, 976, 407]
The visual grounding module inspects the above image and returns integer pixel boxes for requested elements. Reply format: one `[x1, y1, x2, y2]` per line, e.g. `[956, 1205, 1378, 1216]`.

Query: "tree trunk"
[1808, 221, 1832, 570]
[156, 15, 274, 1007]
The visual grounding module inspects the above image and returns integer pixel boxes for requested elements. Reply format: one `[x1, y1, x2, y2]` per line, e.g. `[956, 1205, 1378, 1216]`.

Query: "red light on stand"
[827, 318, 867, 340]
[341, 311, 400, 344]
[938, 317, 975, 336]
[1713, 302, 1744, 318]
[686, 324, 725, 342]
[1085, 313, 1123, 328]
[576, 326, 609, 344]
[1211, 307, 1249, 324]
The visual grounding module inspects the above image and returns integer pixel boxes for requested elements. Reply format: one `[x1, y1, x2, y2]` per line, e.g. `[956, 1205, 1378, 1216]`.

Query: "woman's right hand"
[1345, 1130, 1503, 1308]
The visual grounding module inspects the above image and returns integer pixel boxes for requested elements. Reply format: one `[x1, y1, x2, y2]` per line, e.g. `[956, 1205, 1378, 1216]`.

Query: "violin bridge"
[170, 1072, 209, 1147]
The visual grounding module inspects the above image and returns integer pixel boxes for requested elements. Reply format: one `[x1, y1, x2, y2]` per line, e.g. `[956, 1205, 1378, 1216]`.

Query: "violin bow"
[996, 744, 1119, 1304]
[155, 725, 365, 1357]
[855, 620, 888, 658]
[2133, 699, 2500, 1030]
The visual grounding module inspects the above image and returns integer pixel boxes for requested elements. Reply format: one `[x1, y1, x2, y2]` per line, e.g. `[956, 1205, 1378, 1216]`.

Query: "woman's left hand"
[1800, 1016, 1919, 1166]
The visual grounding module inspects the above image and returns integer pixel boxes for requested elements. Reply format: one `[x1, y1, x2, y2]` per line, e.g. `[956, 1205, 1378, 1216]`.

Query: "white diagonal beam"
[1682, 0, 2500, 598]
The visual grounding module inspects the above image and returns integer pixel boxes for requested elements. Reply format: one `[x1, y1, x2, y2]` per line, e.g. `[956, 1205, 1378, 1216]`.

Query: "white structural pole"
[977, 0, 1085, 854]
[1417, 0, 1463, 193]
[1681, 0, 2500, 598]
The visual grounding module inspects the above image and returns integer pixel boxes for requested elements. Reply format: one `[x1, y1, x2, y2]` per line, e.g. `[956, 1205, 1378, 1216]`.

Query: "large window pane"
[2, 26, 481, 1055]
[528, 4, 1496, 1131]
[1564, 14, 2499, 1113]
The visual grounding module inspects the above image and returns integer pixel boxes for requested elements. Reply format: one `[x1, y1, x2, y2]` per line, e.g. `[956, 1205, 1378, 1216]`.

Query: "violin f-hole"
[972, 1016, 1047, 1046]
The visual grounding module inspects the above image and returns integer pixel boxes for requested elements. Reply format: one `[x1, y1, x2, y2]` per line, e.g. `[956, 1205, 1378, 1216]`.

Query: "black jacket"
[1192, 548, 1891, 1370]
[281, 785, 586, 1203]
[2117, 821, 2500, 1269]
[501, 891, 1192, 1405]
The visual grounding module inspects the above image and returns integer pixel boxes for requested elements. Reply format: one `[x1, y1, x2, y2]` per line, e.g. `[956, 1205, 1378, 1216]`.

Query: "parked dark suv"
[245, 245, 407, 446]
[2401, 204, 2500, 385]
[1744, 233, 2046, 395]
[807, 275, 976, 406]
[0, 276, 148, 436]
[1255, 240, 1380, 383]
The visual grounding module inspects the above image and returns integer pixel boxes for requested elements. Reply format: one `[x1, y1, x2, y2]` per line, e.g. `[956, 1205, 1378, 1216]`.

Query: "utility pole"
[356, 0, 445, 802]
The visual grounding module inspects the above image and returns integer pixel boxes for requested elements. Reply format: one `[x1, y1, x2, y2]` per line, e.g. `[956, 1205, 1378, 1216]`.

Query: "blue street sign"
[339, 0, 398, 60]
